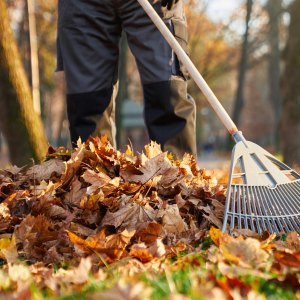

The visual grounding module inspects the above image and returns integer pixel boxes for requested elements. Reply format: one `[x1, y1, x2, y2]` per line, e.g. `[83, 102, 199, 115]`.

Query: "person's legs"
[57, 0, 122, 147]
[121, 0, 197, 158]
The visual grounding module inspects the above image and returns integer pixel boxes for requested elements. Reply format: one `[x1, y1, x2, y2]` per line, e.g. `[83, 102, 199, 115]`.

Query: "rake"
[138, 0, 300, 234]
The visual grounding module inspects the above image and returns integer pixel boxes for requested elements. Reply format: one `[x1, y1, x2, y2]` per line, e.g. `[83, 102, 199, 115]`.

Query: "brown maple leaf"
[101, 203, 155, 230]
[68, 228, 135, 260]
[130, 239, 166, 263]
[120, 153, 171, 184]
[82, 169, 120, 195]
[63, 178, 87, 208]
[157, 204, 187, 234]
[26, 159, 66, 182]
[15, 215, 59, 262]
[135, 222, 163, 244]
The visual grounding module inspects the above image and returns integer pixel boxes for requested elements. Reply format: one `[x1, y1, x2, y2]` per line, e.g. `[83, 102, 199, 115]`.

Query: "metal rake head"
[222, 140, 300, 235]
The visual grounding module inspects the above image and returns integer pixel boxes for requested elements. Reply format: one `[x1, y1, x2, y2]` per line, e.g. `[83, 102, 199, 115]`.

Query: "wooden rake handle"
[137, 0, 239, 136]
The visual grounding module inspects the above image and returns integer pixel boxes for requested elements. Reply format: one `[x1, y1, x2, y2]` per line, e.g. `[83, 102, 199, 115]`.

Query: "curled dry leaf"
[130, 239, 166, 263]
[158, 204, 187, 234]
[26, 159, 66, 182]
[101, 203, 155, 230]
[274, 250, 300, 268]
[120, 153, 171, 184]
[68, 229, 135, 259]
[53, 257, 92, 284]
[219, 235, 269, 268]
[135, 222, 162, 244]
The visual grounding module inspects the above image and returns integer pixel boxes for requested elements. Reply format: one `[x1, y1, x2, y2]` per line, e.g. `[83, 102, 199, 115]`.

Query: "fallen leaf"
[210, 227, 223, 247]
[135, 222, 162, 244]
[101, 203, 155, 230]
[0, 235, 18, 263]
[8, 263, 31, 282]
[158, 205, 187, 234]
[68, 229, 135, 259]
[120, 153, 171, 184]
[274, 250, 300, 268]
[26, 159, 66, 181]
[92, 280, 152, 300]
[219, 235, 269, 268]
[15, 215, 59, 262]
[53, 257, 92, 284]
[200, 205, 222, 229]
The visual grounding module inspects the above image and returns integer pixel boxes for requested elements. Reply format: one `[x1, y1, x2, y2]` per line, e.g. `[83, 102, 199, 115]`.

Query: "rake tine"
[291, 183, 300, 228]
[230, 185, 237, 230]
[249, 186, 262, 234]
[241, 186, 249, 230]
[273, 186, 299, 232]
[289, 217, 300, 232]
[278, 185, 300, 231]
[265, 186, 287, 233]
[258, 187, 278, 234]
[261, 187, 284, 233]
[253, 186, 268, 232]
[280, 184, 299, 213]
[246, 187, 255, 231]
[249, 187, 259, 233]
[286, 183, 300, 212]
[237, 186, 242, 229]
[263, 187, 286, 233]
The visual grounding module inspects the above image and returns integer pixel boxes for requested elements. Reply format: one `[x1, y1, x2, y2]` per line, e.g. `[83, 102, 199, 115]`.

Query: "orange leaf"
[274, 251, 300, 268]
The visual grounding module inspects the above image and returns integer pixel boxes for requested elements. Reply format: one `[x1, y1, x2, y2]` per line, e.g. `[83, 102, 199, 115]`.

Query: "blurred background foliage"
[0, 0, 299, 167]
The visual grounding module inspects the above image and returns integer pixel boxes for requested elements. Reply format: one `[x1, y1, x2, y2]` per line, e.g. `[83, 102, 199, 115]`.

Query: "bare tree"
[266, 0, 282, 150]
[27, 0, 41, 114]
[232, 0, 253, 127]
[227, 0, 253, 148]
[0, 0, 48, 166]
[281, 0, 300, 165]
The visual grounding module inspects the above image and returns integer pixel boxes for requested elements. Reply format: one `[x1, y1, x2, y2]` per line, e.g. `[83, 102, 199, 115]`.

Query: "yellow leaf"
[0, 238, 10, 250]
[0, 235, 18, 263]
[210, 227, 222, 247]
[125, 145, 133, 156]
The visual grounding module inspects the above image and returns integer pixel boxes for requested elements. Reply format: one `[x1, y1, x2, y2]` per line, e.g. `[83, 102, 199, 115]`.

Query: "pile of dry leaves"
[0, 136, 299, 299]
[0, 137, 225, 265]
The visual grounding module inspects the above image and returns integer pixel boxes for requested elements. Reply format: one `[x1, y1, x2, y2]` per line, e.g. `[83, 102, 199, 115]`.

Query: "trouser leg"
[143, 79, 196, 157]
[57, 0, 121, 147]
[66, 84, 117, 146]
[121, 0, 197, 157]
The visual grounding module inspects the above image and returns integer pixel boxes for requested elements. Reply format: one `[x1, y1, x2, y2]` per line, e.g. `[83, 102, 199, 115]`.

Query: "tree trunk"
[281, 0, 300, 165]
[266, 0, 282, 150]
[232, 0, 253, 127]
[27, 0, 41, 114]
[0, 0, 48, 166]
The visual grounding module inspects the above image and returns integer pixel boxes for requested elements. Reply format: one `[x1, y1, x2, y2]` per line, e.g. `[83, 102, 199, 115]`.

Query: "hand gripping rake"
[138, 0, 300, 234]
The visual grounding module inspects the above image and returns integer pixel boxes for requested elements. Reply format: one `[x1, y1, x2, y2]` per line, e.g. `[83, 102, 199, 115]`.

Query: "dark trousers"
[57, 0, 197, 157]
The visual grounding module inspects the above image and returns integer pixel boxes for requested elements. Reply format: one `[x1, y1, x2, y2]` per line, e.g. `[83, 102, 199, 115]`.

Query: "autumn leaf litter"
[0, 136, 299, 298]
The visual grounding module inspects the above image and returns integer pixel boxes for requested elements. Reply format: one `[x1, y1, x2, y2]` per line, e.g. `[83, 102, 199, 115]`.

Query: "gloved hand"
[161, 0, 179, 10]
